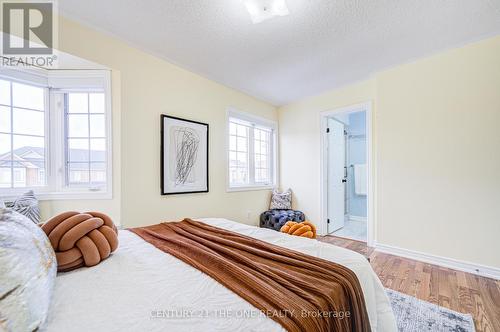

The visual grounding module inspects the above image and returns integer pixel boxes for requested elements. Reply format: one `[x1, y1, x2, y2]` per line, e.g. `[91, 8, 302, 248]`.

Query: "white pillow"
[0, 199, 5, 209]
[270, 188, 292, 210]
[0, 209, 57, 331]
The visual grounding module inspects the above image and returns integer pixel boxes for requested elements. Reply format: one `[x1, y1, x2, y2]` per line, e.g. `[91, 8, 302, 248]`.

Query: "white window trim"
[226, 108, 278, 192]
[0, 69, 113, 201]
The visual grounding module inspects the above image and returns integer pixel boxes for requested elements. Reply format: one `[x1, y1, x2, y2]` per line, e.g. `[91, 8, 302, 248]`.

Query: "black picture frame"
[160, 114, 209, 195]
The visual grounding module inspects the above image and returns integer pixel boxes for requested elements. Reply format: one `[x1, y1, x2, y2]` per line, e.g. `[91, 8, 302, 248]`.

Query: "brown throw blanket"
[130, 219, 371, 332]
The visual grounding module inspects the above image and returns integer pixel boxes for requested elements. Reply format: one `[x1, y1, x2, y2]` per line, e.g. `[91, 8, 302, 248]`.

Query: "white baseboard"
[375, 242, 500, 280]
[349, 215, 367, 222]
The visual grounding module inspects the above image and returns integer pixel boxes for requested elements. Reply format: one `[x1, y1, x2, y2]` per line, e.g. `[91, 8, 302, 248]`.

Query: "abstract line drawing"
[161, 115, 208, 195]
[172, 127, 200, 185]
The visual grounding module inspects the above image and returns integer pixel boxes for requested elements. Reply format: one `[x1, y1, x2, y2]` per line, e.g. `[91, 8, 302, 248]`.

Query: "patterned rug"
[386, 289, 475, 332]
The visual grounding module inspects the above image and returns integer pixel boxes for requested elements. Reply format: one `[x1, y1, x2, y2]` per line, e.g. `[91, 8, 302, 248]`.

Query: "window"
[0, 79, 47, 188]
[65, 92, 107, 188]
[0, 69, 112, 200]
[227, 110, 277, 190]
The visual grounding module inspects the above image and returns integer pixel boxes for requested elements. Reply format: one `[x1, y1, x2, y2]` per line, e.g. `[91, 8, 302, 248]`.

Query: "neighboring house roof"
[20, 150, 44, 159]
[13, 146, 45, 169]
[0, 146, 106, 170]
[0, 146, 45, 169]
[0, 153, 37, 169]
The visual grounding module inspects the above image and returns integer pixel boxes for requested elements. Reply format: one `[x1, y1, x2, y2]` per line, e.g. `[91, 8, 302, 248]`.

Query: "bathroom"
[327, 110, 367, 242]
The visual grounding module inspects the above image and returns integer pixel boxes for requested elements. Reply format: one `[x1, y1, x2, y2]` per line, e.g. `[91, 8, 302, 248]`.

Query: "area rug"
[386, 288, 475, 332]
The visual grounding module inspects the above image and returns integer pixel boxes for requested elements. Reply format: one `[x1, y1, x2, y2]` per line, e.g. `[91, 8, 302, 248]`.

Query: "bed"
[45, 218, 397, 331]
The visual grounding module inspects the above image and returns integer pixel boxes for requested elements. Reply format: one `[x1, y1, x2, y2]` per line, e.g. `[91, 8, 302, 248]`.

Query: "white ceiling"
[59, 0, 500, 106]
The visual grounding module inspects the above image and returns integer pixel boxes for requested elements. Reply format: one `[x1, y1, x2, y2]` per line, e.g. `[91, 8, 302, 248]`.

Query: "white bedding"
[45, 218, 397, 332]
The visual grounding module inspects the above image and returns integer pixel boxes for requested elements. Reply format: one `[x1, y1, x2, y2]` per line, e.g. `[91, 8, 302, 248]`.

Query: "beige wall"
[40, 17, 277, 227]
[279, 36, 500, 269]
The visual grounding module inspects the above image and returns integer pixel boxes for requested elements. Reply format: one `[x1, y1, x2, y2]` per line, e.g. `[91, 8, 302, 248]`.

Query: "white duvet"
[45, 218, 396, 332]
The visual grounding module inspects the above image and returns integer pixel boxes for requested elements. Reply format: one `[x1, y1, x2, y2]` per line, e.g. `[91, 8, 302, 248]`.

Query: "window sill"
[226, 185, 275, 193]
[0, 190, 112, 202]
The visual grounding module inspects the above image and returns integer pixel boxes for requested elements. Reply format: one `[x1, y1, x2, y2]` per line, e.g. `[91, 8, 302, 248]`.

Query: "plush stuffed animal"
[280, 221, 316, 239]
[41, 211, 118, 272]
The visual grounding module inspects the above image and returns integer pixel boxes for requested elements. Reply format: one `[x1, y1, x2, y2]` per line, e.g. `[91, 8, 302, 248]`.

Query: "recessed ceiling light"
[243, 0, 289, 24]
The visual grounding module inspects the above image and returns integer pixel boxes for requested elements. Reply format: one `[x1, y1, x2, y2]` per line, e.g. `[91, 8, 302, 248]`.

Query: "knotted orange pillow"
[41, 211, 118, 272]
[280, 221, 317, 239]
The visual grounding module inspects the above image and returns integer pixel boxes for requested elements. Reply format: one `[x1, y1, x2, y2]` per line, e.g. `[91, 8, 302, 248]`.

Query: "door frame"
[319, 101, 374, 246]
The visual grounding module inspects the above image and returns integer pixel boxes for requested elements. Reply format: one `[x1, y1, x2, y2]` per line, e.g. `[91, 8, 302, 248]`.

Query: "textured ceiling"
[59, 0, 500, 106]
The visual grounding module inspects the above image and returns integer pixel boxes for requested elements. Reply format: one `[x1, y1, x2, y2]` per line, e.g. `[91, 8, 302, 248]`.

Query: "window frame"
[0, 69, 113, 201]
[0, 74, 50, 193]
[226, 108, 278, 192]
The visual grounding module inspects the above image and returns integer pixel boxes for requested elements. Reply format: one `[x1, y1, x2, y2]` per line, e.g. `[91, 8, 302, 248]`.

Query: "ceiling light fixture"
[243, 0, 289, 24]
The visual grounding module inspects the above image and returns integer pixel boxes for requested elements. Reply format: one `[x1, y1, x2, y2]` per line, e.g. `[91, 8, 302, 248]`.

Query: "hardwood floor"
[317, 235, 500, 332]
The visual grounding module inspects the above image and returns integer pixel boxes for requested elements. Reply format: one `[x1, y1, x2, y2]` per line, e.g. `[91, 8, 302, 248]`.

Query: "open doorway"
[320, 102, 373, 244]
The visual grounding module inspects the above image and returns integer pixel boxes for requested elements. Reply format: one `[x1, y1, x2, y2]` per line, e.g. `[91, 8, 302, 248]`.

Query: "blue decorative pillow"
[12, 190, 41, 224]
[0, 208, 56, 331]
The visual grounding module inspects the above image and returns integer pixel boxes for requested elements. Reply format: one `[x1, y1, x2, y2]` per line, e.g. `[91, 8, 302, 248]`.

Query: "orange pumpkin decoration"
[280, 221, 316, 239]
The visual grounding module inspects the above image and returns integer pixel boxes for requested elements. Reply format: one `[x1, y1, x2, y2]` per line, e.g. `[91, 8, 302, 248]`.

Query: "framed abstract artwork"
[160, 115, 209, 195]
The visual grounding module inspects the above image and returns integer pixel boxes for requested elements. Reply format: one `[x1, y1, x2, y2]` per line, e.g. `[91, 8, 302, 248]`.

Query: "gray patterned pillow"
[12, 190, 41, 224]
[270, 189, 292, 210]
[0, 208, 57, 331]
